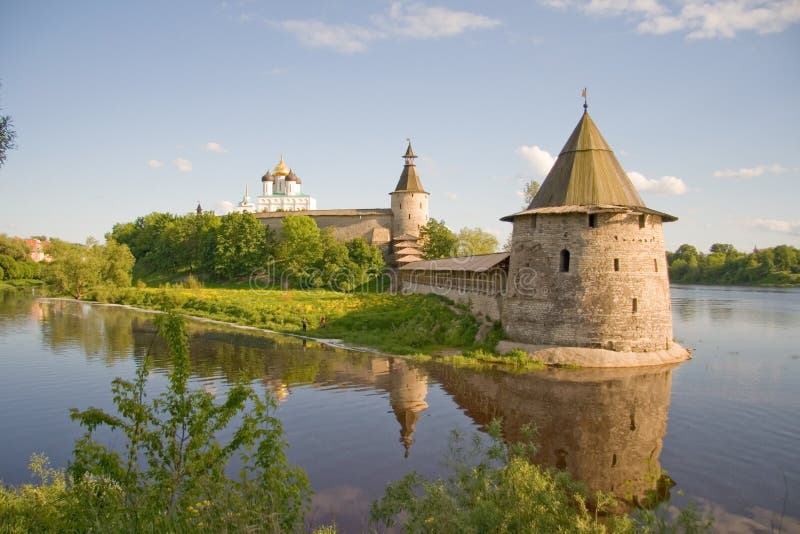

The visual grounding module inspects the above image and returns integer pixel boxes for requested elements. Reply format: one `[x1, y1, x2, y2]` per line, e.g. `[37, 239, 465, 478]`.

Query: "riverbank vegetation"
[93, 286, 503, 357]
[667, 243, 800, 286]
[109, 212, 385, 290]
[0, 312, 311, 533]
[372, 419, 711, 533]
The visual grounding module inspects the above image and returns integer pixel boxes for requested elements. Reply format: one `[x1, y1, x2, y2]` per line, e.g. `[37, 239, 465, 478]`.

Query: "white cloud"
[516, 145, 556, 177]
[628, 171, 687, 195]
[541, 0, 800, 39]
[174, 158, 193, 173]
[203, 142, 228, 154]
[375, 2, 501, 38]
[713, 163, 790, 178]
[215, 200, 234, 214]
[445, 192, 458, 200]
[277, 2, 500, 53]
[146, 159, 165, 168]
[515, 190, 526, 199]
[750, 218, 800, 235]
[278, 20, 379, 53]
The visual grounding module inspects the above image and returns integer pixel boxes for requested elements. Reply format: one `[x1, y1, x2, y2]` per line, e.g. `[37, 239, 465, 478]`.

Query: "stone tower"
[500, 108, 677, 352]
[390, 141, 429, 265]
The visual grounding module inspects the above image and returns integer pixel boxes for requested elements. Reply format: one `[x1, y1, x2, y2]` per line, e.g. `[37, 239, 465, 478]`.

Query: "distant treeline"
[109, 212, 385, 291]
[0, 234, 39, 281]
[667, 243, 800, 286]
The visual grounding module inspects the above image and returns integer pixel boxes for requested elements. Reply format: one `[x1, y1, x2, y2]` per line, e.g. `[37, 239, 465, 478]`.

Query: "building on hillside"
[234, 155, 317, 214]
[252, 143, 428, 262]
[400, 104, 687, 365]
[25, 238, 52, 263]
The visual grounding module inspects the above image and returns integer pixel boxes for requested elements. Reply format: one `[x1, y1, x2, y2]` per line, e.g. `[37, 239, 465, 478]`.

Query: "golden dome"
[272, 154, 290, 176]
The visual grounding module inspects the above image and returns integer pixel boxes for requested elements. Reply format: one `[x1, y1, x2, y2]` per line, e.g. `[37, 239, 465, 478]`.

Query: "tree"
[709, 243, 737, 256]
[67, 311, 310, 531]
[214, 212, 273, 279]
[0, 86, 17, 168]
[420, 219, 458, 260]
[456, 227, 499, 256]
[522, 180, 541, 207]
[276, 215, 324, 286]
[45, 239, 134, 299]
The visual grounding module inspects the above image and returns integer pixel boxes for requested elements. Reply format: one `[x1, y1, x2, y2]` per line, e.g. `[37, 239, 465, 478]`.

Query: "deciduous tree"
[456, 227, 499, 256]
[420, 218, 458, 260]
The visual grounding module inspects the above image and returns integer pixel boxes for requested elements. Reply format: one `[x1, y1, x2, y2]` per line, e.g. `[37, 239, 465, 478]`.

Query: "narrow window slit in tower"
[560, 249, 570, 272]
[614, 258, 620, 271]
[530, 215, 537, 231]
[588, 214, 597, 228]
[632, 298, 638, 313]
[639, 214, 646, 229]
[654, 258, 659, 272]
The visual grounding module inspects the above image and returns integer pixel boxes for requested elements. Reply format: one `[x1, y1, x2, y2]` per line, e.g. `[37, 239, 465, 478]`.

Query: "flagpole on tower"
[582, 87, 588, 111]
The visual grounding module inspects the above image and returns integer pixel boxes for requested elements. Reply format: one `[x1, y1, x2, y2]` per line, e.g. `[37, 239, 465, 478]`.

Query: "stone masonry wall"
[257, 211, 394, 253]
[502, 211, 673, 352]
[391, 191, 429, 238]
[399, 279, 504, 321]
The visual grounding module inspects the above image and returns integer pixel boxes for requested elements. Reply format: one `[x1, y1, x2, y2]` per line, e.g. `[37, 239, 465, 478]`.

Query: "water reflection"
[426, 363, 677, 509]
[35, 299, 430, 460]
[32, 298, 673, 503]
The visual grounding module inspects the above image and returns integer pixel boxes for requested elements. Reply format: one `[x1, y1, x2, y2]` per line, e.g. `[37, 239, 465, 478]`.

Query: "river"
[0, 285, 798, 533]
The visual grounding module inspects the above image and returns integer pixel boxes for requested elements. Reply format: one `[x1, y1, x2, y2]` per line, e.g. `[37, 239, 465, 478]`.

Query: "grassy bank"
[93, 286, 513, 360]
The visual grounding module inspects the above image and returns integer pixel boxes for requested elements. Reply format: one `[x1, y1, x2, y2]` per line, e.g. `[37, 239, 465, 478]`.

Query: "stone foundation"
[496, 340, 690, 368]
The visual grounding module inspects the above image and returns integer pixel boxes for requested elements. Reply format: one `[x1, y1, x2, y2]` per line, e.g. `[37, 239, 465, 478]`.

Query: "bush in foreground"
[0, 311, 309, 533]
[371, 420, 712, 533]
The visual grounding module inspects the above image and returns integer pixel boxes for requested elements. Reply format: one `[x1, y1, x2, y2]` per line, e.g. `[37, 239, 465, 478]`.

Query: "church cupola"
[273, 154, 290, 177]
[262, 170, 274, 195]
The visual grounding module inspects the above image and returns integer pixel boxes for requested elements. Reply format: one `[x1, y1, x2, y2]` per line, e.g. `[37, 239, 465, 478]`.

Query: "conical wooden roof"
[530, 111, 644, 209]
[393, 142, 426, 193]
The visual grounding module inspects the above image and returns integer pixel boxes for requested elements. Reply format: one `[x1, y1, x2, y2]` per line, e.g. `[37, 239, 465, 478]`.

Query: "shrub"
[371, 419, 712, 534]
[0, 310, 310, 532]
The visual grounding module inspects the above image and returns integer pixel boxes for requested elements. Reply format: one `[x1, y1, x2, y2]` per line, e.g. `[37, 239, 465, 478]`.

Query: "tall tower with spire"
[500, 106, 677, 353]
[390, 141, 429, 265]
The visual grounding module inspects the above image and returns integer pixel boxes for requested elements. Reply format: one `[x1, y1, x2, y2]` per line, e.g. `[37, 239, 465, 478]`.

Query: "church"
[236, 143, 430, 267]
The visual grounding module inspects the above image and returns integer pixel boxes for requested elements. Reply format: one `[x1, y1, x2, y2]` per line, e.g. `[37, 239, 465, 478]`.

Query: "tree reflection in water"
[35, 298, 675, 511]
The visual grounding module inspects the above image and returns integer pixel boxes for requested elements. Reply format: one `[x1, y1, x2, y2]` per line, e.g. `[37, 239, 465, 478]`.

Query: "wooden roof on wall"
[400, 252, 509, 272]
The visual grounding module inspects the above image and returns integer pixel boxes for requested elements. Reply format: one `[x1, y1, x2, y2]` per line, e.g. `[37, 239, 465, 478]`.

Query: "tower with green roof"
[500, 107, 677, 353]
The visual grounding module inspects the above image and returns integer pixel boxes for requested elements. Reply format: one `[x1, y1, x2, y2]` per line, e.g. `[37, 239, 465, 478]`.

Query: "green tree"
[45, 239, 134, 298]
[65, 311, 310, 532]
[522, 179, 541, 207]
[214, 212, 273, 279]
[709, 243, 737, 256]
[420, 218, 458, 259]
[0, 87, 16, 168]
[346, 237, 385, 288]
[276, 215, 324, 285]
[456, 227, 499, 256]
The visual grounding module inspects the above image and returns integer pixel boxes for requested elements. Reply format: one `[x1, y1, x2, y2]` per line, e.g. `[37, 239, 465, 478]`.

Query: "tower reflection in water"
[426, 363, 677, 509]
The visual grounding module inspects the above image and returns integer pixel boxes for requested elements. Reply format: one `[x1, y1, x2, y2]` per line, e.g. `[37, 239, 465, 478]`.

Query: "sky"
[1, 0, 798, 252]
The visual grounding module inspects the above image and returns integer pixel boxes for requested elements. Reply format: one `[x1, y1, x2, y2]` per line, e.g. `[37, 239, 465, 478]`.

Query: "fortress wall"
[257, 211, 394, 249]
[399, 280, 504, 321]
[503, 212, 673, 352]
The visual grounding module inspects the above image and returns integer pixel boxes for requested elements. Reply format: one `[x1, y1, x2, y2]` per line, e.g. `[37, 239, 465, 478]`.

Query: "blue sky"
[1, 0, 798, 252]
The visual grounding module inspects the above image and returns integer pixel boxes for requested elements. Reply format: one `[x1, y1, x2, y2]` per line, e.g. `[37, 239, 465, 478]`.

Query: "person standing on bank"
[302, 317, 308, 332]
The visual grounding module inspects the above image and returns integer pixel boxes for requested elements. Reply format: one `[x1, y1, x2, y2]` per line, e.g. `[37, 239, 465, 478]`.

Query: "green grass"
[0, 279, 45, 290]
[95, 286, 497, 356]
